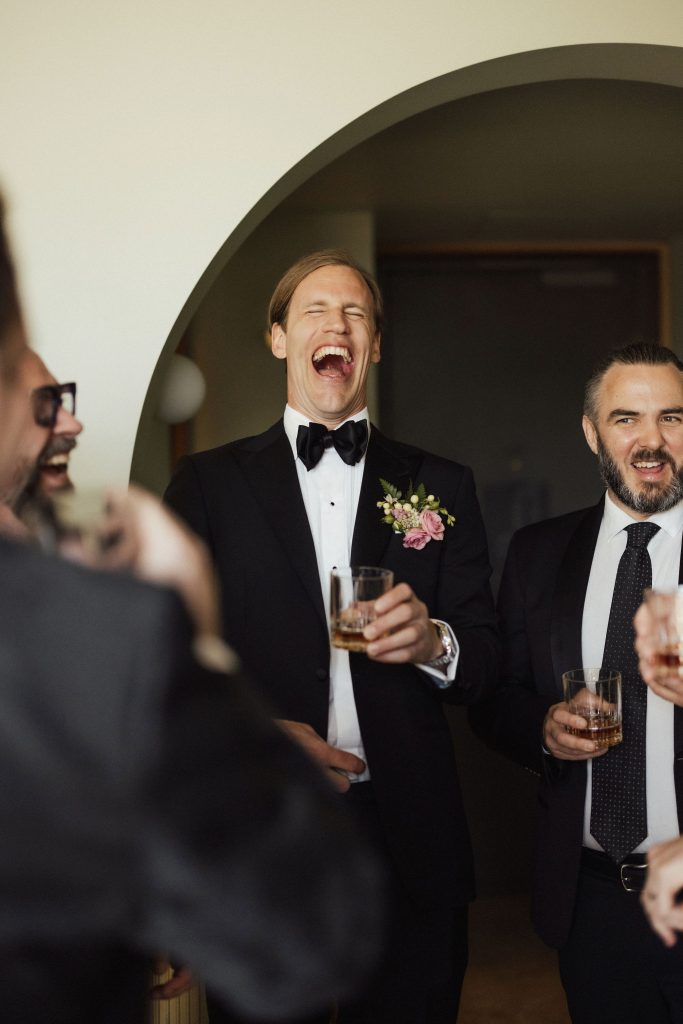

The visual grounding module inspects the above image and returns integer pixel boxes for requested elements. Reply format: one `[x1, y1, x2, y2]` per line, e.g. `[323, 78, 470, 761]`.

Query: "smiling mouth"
[40, 453, 71, 480]
[312, 345, 354, 378]
[631, 450, 674, 478]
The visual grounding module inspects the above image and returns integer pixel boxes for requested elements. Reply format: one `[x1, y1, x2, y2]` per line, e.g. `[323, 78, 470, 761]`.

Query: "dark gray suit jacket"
[165, 421, 499, 908]
[471, 499, 683, 947]
[0, 537, 381, 1023]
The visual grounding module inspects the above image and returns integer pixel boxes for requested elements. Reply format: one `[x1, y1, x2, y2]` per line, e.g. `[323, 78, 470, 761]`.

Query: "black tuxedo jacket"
[470, 498, 683, 948]
[165, 421, 499, 907]
[0, 538, 381, 1023]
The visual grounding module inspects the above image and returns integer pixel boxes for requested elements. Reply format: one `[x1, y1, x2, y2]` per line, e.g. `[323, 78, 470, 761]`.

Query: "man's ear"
[271, 323, 286, 360]
[582, 414, 599, 455]
[370, 332, 381, 365]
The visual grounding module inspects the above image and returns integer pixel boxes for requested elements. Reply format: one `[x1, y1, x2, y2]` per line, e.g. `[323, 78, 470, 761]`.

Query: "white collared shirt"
[283, 404, 458, 781]
[581, 491, 683, 851]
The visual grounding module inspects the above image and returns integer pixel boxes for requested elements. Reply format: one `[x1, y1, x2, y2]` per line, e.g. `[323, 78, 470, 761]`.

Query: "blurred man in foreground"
[0, 201, 380, 1023]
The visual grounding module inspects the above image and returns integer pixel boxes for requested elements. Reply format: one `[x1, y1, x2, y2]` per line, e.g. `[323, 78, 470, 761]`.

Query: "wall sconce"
[157, 353, 206, 424]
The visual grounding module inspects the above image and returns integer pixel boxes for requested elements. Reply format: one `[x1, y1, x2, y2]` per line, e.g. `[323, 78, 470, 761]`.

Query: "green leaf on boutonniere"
[380, 477, 401, 501]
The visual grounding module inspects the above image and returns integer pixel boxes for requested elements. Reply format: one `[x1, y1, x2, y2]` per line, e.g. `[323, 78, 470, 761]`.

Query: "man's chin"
[37, 472, 73, 500]
[616, 479, 683, 515]
[627, 465, 673, 489]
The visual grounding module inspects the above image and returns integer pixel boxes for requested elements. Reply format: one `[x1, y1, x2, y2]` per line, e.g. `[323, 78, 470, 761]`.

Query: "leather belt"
[581, 847, 648, 893]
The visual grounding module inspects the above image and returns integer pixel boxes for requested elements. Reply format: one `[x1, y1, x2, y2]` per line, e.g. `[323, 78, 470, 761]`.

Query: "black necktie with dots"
[590, 520, 660, 863]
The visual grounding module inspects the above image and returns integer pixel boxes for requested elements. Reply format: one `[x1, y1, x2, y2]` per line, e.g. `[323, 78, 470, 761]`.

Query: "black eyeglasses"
[32, 382, 77, 428]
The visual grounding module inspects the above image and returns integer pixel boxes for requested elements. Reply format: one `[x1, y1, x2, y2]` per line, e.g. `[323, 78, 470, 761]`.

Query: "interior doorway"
[378, 245, 666, 589]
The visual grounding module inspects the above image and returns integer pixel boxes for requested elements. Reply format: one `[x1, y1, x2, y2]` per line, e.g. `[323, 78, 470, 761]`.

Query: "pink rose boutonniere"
[377, 478, 455, 550]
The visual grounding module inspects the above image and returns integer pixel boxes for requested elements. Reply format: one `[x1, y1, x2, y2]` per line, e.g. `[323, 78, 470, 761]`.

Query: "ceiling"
[279, 79, 683, 245]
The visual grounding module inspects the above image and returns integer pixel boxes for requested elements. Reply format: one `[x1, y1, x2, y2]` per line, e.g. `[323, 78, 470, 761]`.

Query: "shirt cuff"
[417, 621, 459, 689]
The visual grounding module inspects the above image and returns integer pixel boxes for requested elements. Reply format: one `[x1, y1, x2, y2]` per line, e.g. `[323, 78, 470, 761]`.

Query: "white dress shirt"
[581, 491, 683, 851]
[283, 404, 458, 781]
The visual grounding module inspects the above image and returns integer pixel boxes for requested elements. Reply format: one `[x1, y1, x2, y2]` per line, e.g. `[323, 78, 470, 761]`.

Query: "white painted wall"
[2, 1, 683, 487]
[130, 210, 377, 493]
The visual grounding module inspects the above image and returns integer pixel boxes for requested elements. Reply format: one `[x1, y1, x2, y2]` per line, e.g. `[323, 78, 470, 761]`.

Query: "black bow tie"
[296, 419, 368, 472]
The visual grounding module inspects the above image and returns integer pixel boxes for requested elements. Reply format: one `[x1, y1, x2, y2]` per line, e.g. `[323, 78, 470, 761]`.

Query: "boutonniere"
[377, 478, 455, 550]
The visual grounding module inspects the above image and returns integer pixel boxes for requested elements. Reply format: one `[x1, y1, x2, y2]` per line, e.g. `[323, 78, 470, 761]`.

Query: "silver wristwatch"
[425, 619, 455, 670]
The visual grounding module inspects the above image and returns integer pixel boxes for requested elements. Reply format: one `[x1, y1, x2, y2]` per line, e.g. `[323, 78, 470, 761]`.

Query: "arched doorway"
[132, 42, 683, 486]
[137, 42, 683, 1024]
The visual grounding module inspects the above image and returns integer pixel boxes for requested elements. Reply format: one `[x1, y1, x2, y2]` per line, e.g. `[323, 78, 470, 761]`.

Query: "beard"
[596, 434, 683, 515]
[13, 436, 75, 514]
[2, 456, 36, 514]
[11, 460, 39, 511]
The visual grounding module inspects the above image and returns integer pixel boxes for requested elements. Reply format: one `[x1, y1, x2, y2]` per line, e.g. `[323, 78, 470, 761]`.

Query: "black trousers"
[559, 859, 683, 1024]
[0, 943, 149, 1024]
[208, 782, 468, 1024]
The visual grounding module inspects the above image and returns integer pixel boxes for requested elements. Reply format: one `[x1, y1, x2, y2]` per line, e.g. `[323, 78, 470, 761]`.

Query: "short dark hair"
[0, 197, 22, 353]
[267, 249, 383, 335]
[584, 343, 683, 422]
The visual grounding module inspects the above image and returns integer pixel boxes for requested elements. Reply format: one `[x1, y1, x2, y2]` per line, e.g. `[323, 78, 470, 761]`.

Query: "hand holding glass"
[562, 668, 623, 749]
[330, 567, 394, 653]
[644, 587, 683, 680]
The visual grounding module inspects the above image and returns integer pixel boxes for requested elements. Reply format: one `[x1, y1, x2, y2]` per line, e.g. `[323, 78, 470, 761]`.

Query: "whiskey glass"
[330, 566, 394, 653]
[562, 668, 623, 749]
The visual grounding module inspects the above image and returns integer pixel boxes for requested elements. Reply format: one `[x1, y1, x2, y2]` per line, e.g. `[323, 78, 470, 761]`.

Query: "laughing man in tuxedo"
[165, 250, 499, 1024]
[471, 343, 683, 1024]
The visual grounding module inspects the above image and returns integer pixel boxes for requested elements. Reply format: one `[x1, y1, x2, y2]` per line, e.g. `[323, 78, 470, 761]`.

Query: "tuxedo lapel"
[351, 429, 420, 567]
[233, 423, 327, 630]
[550, 500, 604, 695]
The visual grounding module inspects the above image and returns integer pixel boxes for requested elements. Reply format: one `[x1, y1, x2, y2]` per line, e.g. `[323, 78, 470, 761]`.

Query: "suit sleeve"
[134, 593, 383, 1019]
[436, 465, 499, 705]
[469, 530, 554, 774]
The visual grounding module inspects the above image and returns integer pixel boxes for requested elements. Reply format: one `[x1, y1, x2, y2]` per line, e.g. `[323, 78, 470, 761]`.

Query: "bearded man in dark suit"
[471, 344, 683, 1024]
[0, 209, 381, 1024]
[165, 250, 499, 1024]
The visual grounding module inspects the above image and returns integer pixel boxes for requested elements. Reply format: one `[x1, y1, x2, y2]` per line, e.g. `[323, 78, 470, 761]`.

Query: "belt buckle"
[619, 861, 647, 893]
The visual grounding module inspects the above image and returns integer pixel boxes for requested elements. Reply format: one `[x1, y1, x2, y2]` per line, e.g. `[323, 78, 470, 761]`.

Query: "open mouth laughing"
[39, 438, 76, 489]
[41, 453, 70, 479]
[312, 345, 354, 379]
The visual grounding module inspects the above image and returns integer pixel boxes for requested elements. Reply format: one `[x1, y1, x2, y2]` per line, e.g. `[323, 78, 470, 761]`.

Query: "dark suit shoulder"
[509, 501, 603, 555]
[370, 428, 471, 480]
[184, 420, 284, 468]
[0, 537, 190, 653]
[0, 535, 179, 600]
